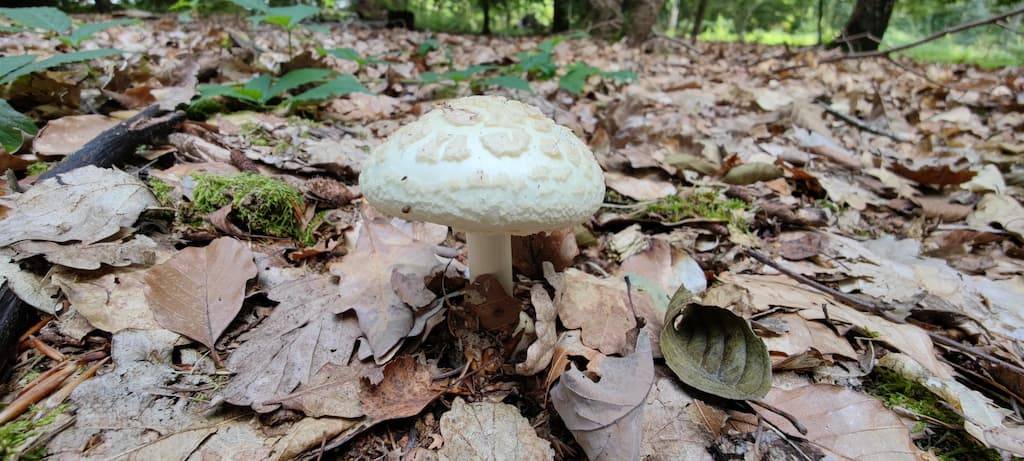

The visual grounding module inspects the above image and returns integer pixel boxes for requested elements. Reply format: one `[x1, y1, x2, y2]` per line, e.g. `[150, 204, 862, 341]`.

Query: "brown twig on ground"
[744, 248, 1024, 377]
[816, 102, 912, 142]
[749, 400, 809, 435]
[774, 5, 1024, 72]
[25, 335, 65, 362]
[41, 357, 109, 411]
[0, 362, 75, 425]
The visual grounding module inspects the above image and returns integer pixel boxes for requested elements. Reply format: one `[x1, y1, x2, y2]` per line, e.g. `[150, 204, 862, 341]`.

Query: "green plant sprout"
[0, 99, 37, 153]
[197, 68, 368, 108]
[0, 404, 68, 460]
[228, 0, 319, 55]
[0, 7, 136, 49]
[319, 47, 382, 70]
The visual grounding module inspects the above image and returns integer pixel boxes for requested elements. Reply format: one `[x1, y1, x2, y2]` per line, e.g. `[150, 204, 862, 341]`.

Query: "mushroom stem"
[466, 231, 513, 293]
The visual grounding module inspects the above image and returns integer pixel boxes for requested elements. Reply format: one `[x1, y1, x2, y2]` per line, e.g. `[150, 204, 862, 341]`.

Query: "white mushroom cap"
[359, 96, 605, 235]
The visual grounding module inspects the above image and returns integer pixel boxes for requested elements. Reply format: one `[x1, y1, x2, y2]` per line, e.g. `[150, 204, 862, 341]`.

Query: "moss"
[603, 188, 633, 205]
[25, 162, 50, 176]
[0, 404, 68, 460]
[298, 210, 327, 247]
[646, 190, 749, 229]
[864, 368, 1001, 461]
[191, 173, 305, 240]
[147, 178, 174, 207]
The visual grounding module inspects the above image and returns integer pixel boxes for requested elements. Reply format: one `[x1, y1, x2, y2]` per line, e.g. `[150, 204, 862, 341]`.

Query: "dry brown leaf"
[220, 274, 362, 412]
[465, 274, 522, 334]
[618, 238, 707, 295]
[913, 196, 972, 222]
[761, 313, 858, 360]
[32, 114, 120, 158]
[145, 237, 257, 362]
[516, 285, 558, 376]
[550, 329, 654, 461]
[53, 266, 161, 332]
[360, 355, 440, 422]
[9, 235, 158, 270]
[0, 166, 158, 247]
[755, 384, 920, 460]
[642, 369, 715, 461]
[891, 163, 976, 186]
[0, 255, 61, 314]
[777, 231, 825, 260]
[967, 193, 1024, 237]
[438, 398, 554, 461]
[330, 216, 445, 360]
[545, 266, 638, 356]
[511, 227, 579, 279]
[273, 361, 375, 418]
[604, 171, 676, 201]
[544, 330, 605, 391]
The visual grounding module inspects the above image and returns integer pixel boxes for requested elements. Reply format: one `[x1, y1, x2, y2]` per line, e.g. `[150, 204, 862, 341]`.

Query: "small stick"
[40, 357, 109, 411]
[16, 361, 70, 399]
[17, 316, 51, 345]
[0, 363, 75, 425]
[750, 400, 809, 435]
[25, 336, 65, 362]
[816, 102, 911, 142]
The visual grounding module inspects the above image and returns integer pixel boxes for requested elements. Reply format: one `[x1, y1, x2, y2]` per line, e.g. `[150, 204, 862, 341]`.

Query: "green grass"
[25, 162, 50, 176]
[190, 173, 306, 241]
[864, 368, 1001, 461]
[646, 190, 749, 228]
[147, 178, 174, 207]
[0, 405, 68, 460]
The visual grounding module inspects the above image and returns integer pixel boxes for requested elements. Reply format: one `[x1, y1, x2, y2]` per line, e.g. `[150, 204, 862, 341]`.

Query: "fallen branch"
[775, 5, 1024, 72]
[39, 105, 185, 181]
[816, 102, 912, 142]
[0, 283, 34, 374]
[744, 249, 1024, 377]
[0, 361, 75, 425]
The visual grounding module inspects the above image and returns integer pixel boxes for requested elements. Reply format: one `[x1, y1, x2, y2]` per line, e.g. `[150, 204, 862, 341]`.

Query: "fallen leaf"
[544, 330, 605, 391]
[913, 196, 972, 222]
[360, 355, 440, 421]
[0, 166, 158, 247]
[546, 266, 638, 356]
[53, 265, 161, 332]
[604, 171, 676, 201]
[967, 193, 1024, 237]
[619, 238, 707, 296]
[32, 114, 120, 158]
[220, 274, 362, 412]
[511, 227, 579, 279]
[891, 163, 976, 186]
[754, 384, 920, 460]
[9, 235, 158, 270]
[660, 286, 771, 400]
[721, 162, 783, 185]
[272, 361, 376, 418]
[777, 231, 825, 260]
[642, 369, 715, 461]
[330, 216, 445, 360]
[0, 255, 60, 314]
[465, 274, 521, 334]
[438, 398, 554, 461]
[750, 87, 793, 111]
[761, 313, 857, 360]
[550, 329, 654, 461]
[516, 285, 558, 376]
[145, 237, 256, 362]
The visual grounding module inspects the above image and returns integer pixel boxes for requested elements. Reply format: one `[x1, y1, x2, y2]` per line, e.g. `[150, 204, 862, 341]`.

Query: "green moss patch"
[864, 368, 1001, 461]
[147, 178, 174, 207]
[191, 173, 305, 240]
[646, 190, 749, 228]
[0, 404, 68, 460]
[25, 162, 50, 176]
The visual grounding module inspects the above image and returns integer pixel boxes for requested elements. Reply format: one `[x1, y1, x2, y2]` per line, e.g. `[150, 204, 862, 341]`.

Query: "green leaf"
[0, 49, 122, 84]
[558, 62, 600, 95]
[660, 285, 772, 400]
[484, 75, 532, 92]
[0, 7, 70, 33]
[0, 54, 36, 82]
[0, 99, 38, 153]
[602, 69, 636, 83]
[66, 19, 137, 47]
[292, 74, 368, 103]
[265, 68, 334, 103]
[416, 38, 440, 56]
[321, 47, 379, 67]
[228, 0, 269, 12]
[254, 5, 318, 29]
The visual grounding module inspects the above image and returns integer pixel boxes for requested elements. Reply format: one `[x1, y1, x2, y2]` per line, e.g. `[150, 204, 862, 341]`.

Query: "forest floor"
[1, 12, 1023, 461]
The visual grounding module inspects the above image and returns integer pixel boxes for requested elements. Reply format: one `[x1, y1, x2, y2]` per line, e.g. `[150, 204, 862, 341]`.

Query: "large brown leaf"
[754, 384, 919, 460]
[546, 267, 638, 356]
[220, 274, 362, 412]
[330, 216, 445, 360]
[144, 237, 257, 363]
[550, 330, 654, 461]
[438, 398, 555, 461]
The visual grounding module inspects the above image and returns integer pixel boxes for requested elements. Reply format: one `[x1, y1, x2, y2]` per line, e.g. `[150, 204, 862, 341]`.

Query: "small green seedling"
[0, 7, 136, 49]
[319, 47, 381, 69]
[0, 99, 37, 153]
[229, 0, 319, 55]
[198, 68, 367, 107]
[415, 37, 440, 57]
[559, 62, 636, 95]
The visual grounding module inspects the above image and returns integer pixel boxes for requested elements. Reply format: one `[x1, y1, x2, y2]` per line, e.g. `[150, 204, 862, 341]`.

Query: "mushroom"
[359, 95, 605, 293]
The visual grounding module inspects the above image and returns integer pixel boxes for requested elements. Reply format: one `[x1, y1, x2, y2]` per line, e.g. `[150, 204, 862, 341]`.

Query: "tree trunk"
[830, 0, 897, 52]
[481, 0, 491, 35]
[552, 0, 571, 32]
[626, 0, 665, 45]
[667, 0, 679, 35]
[817, 0, 825, 45]
[95, 0, 112, 13]
[690, 0, 709, 41]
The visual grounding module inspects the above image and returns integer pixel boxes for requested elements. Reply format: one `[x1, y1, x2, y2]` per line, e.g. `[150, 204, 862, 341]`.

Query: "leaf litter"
[0, 9, 1020, 461]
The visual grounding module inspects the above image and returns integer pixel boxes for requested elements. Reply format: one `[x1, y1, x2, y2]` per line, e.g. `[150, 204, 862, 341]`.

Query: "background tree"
[830, 0, 897, 51]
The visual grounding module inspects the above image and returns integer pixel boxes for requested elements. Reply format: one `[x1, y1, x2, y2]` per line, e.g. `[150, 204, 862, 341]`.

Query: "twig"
[744, 248, 1024, 377]
[775, 5, 1024, 72]
[816, 102, 911, 142]
[25, 335, 64, 362]
[0, 362, 75, 424]
[750, 400, 808, 435]
[40, 357, 109, 412]
[652, 32, 698, 53]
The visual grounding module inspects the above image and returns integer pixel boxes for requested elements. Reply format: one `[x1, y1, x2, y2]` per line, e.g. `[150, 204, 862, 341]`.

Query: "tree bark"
[626, 0, 666, 45]
[817, 0, 825, 45]
[95, 0, 112, 13]
[0, 284, 35, 377]
[830, 0, 897, 52]
[552, 0, 571, 32]
[39, 106, 184, 181]
[667, 0, 679, 35]
[690, 0, 709, 41]
[481, 0, 491, 35]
